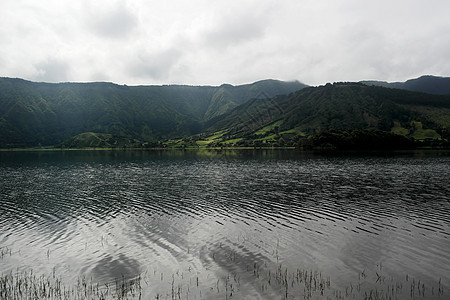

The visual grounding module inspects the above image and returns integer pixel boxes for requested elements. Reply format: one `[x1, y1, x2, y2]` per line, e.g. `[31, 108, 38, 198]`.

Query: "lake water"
[0, 150, 449, 299]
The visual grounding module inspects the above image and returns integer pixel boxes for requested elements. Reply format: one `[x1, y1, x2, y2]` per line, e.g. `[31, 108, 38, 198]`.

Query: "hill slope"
[202, 83, 450, 147]
[2, 77, 449, 149]
[0, 78, 306, 147]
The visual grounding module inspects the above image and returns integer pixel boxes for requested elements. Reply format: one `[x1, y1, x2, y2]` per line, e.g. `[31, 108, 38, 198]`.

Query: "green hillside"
[202, 82, 450, 148]
[60, 132, 146, 148]
[1, 77, 449, 149]
[0, 78, 306, 148]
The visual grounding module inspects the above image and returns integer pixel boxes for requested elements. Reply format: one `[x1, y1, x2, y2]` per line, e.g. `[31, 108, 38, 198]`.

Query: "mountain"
[201, 82, 450, 148]
[0, 78, 306, 148]
[361, 75, 450, 95]
[2, 76, 449, 149]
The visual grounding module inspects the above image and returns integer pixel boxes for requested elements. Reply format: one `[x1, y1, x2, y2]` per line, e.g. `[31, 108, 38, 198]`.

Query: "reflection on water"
[0, 150, 449, 299]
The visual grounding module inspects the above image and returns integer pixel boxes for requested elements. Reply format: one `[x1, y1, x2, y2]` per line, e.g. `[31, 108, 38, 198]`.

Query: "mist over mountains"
[0, 75, 449, 149]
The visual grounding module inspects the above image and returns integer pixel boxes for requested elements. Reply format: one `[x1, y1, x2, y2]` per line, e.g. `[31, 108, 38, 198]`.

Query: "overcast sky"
[1, 0, 449, 86]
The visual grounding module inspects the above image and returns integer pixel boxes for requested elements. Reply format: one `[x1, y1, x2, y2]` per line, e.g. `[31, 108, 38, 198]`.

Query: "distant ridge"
[361, 75, 450, 95]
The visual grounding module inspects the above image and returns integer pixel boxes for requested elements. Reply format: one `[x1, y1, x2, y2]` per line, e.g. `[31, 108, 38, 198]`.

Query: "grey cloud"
[88, 71, 112, 83]
[33, 59, 70, 83]
[336, 21, 450, 82]
[128, 49, 183, 80]
[86, 3, 137, 39]
[203, 12, 267, 49]
[1, 0, 450, 86]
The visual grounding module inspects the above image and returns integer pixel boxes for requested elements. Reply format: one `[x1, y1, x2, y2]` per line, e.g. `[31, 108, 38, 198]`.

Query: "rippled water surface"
[1, 150, 449, 299]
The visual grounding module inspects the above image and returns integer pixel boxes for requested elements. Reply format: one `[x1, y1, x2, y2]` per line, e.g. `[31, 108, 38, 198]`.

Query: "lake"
[0, 150, 449, 299]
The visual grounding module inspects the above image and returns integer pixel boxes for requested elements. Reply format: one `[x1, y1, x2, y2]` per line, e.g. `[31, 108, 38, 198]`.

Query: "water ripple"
[0, 151, 449, 298]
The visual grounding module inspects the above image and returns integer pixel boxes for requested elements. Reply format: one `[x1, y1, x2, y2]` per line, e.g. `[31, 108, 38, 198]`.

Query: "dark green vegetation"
[0, 78, 306, 148]
[362, 75, 450, 95]
[1, 76, 449, 149]
[201, 82, 450, 149]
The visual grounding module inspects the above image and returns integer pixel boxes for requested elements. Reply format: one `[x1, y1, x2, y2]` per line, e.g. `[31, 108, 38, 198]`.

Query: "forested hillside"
[1, 76, 449, 149]
[200, 82, 450, 148]
[0, 78, 306, 147]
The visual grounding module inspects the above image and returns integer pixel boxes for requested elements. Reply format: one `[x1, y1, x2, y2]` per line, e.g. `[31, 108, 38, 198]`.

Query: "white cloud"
[34, 59, 70, 82]
[84, 1, 138, 39]
[127, 48, 183, 80]
[0, 0, 449, 85]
